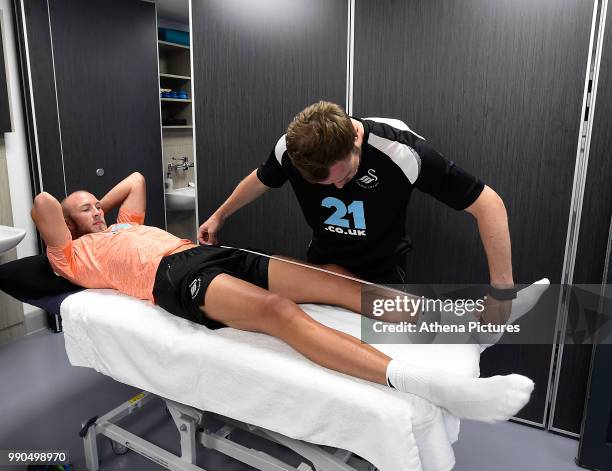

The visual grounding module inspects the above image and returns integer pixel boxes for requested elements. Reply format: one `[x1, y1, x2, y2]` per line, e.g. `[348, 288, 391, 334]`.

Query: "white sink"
[165, 187, 196, 212]
[0, 225, 26, 254]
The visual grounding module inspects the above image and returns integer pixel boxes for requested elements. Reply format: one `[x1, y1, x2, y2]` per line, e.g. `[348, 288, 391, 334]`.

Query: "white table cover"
[61, 289, 481, 471]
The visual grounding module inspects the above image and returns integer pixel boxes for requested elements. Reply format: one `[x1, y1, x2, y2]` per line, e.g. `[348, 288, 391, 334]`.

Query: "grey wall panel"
[573, 2, 612, 290]
[192, 0, 347, 257]
[0, 17, 11, 133]
[553, 1, 612, 435]
[354, 0, 593, 285]
[353, 0, 594, 424]
[23, 0, 64, 199]
[47, 0, 164, 228]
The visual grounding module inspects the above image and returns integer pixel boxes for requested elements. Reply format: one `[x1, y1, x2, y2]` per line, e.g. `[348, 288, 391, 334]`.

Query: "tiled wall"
[162, 129, 197, 241]
[162, 129, 194, 189]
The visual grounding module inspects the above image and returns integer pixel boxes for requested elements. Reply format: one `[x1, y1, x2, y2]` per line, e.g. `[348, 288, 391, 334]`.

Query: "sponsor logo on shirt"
[355, 169, 379, 189]
[189, 277, 201, 300]
[324, 225, 366, 236]
[321, 197, 367, 237]
[108, 223, 134, 234]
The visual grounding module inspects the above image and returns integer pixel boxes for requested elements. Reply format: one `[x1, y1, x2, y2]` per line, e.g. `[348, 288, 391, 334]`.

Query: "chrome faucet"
[168, 157, 193, 171]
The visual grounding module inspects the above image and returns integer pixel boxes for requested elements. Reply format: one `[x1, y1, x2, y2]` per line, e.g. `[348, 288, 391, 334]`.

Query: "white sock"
[507, 278, 550, 324]
[473, 278, 550, 349]
[386, 359, 534, 422]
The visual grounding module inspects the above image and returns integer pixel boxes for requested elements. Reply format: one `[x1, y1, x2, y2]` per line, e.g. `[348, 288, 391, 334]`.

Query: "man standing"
[198, 101, 515, 299]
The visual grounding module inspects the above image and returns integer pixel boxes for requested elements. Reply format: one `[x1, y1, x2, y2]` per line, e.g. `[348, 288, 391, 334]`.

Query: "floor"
[0, 329, 585, 471]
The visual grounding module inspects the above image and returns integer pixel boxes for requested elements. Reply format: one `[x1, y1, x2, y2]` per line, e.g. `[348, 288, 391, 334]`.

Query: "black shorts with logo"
[152, 245, 269, 329]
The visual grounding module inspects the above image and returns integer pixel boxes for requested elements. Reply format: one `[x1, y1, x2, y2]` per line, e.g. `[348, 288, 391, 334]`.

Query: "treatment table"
[51, 288, 481, 471]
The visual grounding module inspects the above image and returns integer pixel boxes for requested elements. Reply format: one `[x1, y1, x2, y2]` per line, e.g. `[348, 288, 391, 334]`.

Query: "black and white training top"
[256, 117, 484, 271]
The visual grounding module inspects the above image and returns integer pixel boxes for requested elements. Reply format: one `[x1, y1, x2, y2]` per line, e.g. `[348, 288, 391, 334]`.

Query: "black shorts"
[152, 245, 269, 329]
[307, 246, 407, 286]
[351, 264, 407, 285]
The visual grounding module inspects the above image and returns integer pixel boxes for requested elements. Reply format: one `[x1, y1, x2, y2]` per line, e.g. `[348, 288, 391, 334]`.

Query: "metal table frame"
[81, 391, 377, 471]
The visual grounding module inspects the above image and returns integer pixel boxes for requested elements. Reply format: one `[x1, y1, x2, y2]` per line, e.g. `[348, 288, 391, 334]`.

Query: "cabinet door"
[22, 0, 64, 199]
[49, 0, 164, 227]
[23, 0, 164, 228]
[552, 0, 612, 435]
[353, 0, 595, 424]
[0, 14, 12, 133]
[192, 0, 348, 257]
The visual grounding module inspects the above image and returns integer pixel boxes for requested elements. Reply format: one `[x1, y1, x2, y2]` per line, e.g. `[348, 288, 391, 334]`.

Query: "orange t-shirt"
[46, 209, 193, 301]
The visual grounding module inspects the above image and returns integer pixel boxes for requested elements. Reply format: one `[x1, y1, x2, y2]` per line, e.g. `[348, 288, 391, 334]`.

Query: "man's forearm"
[100, 172, 144, 213]
[467, 186, 514, 286]
[478, 213, 514, 286]
[213, 170, 269, 221]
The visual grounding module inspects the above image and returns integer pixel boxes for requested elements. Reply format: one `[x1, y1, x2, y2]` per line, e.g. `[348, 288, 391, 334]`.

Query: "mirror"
[156, 0, 197, 241]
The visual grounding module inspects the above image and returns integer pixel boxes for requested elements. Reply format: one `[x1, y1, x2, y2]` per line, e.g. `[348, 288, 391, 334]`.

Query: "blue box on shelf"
[158, 28, 190, 47]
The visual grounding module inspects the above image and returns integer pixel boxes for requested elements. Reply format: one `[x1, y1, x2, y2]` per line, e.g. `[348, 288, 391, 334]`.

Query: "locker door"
[552, 0, 612, 435]
[48, 0, 164, 228]
[21, 0, 165, 228]
[0, 14, 12, 133]
[353, 0, 595, 424]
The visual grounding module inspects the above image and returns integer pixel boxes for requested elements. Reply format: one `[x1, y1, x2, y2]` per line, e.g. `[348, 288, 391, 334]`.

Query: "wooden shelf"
[160, 73, 191, 80]
[161, 98, 191, 103]
[158, 40, 190, 52]
[162, 125, 193, 129]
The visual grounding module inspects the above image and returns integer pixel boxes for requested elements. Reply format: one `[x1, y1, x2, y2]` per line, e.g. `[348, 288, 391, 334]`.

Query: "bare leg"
[268, 257, 417, 321]
[268, 257, 550, 330]
[201, 273, 390, 385]
[267, 257, 364, 312]
[201, 272, 537, 422]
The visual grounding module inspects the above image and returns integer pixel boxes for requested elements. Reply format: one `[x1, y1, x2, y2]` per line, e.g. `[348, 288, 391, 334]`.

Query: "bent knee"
[261, 294, 295, 320]
[258, 294, 301, 332]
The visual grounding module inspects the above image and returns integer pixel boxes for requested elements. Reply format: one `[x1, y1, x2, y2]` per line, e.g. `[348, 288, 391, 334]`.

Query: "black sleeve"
[413, 139, 485, 210]
[256, 146, 288, 188]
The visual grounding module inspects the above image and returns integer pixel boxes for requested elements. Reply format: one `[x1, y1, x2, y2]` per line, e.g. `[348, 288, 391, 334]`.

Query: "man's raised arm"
[464, 185, 514, 288]
[31, 192, 71, 247]
[198, 169, 270, 245]
[100, 172, 146, 217]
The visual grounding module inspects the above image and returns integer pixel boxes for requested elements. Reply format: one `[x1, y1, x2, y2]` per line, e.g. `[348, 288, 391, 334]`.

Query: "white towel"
[61, 289, 480, 471]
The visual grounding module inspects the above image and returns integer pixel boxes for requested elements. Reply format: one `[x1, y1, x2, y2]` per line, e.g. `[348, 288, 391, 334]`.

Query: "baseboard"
[24, 307, 47, 334]
[0, 322, 26, 345]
